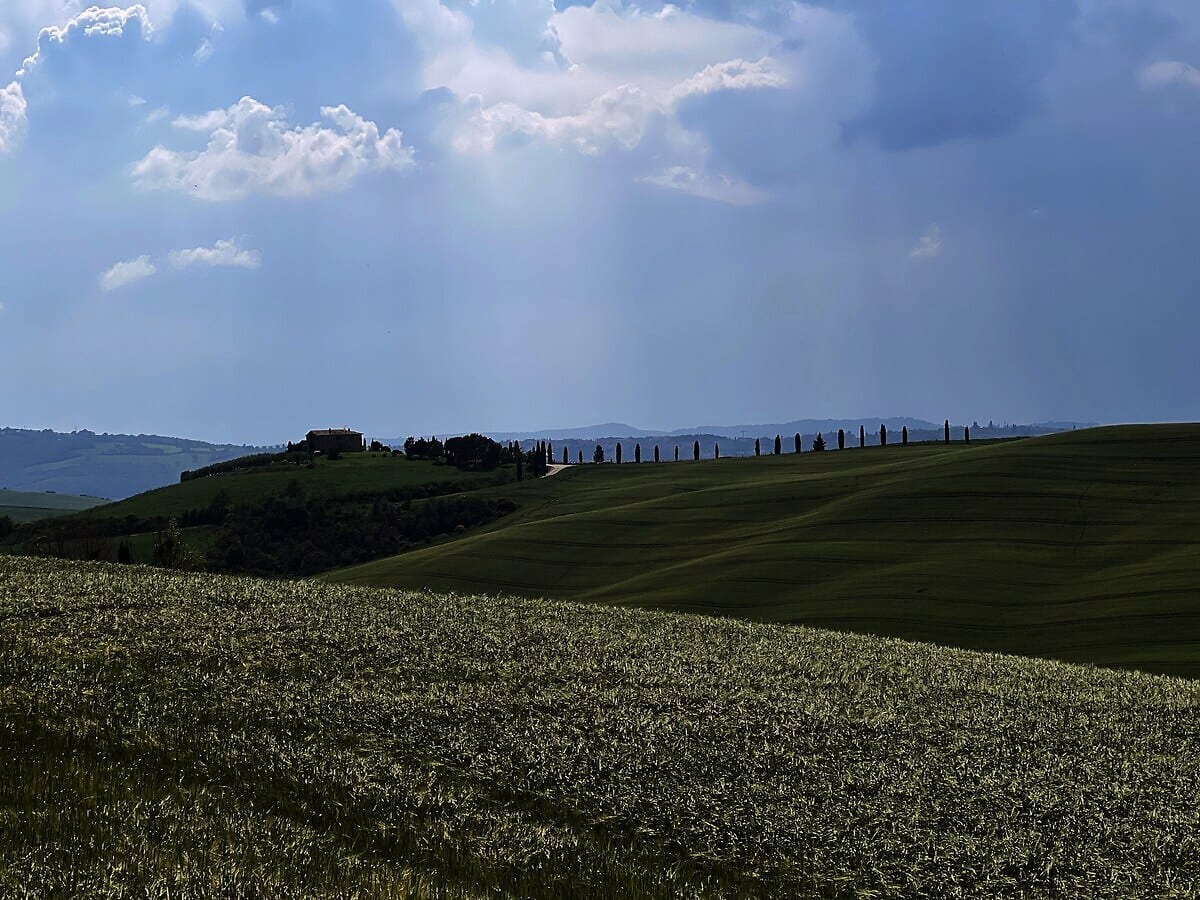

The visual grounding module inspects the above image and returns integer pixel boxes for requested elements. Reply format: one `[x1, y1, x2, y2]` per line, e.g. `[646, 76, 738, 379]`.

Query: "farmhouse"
[306, 428, 364, 454]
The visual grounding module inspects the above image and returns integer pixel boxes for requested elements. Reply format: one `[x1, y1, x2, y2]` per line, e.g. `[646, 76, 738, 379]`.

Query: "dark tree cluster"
[403, 436, 445, 460]
[212, 492, 516, 577]
[443, 433, 503, 471]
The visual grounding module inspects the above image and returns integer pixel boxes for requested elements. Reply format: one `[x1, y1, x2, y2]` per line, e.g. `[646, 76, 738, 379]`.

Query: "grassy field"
[331, 425, 1200, 677]
[1, 556, 1196, 897]
[0, 489, 108, 524]
[78, 451, 508, 522]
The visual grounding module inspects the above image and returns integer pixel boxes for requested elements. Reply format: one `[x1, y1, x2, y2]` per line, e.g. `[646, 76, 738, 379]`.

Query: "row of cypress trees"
[566, 419, 973, 464]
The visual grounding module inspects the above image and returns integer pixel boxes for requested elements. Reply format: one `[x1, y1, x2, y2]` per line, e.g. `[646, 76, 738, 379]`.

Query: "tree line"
[574, 420, 972, 463]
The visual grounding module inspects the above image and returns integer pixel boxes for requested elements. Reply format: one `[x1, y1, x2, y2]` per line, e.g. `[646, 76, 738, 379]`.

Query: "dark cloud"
[841, 0, 1078, 150]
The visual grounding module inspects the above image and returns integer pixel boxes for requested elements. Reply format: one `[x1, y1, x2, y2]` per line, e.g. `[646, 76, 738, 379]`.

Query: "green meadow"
[331, 425, 1200, 677]
[2, 556, 1196, 898]
[76, 451, 507, 522]
[0, 489, 107, 524]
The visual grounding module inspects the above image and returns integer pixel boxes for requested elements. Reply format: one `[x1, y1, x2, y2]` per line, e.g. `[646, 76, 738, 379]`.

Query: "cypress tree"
[944, 419, 950, 444]
[902, 426, 909, 446]
[516, 452, 524, 481]
[693, 440, 700, 461]
[578, 450, 583, 464]
[755, 438, 761, 457]
[675, 445, 680, 462]
[964, 426, 970, 444]
[547, 440, 553, 463]
[654, 445, 660, 463]
[635, 443, 642, 464]
[715, 443, 720, 460]
[880, 424, 887, 447]
[563, 447, 568, 465]
[838, 428, 845, 450]
[616, 442, 623, 464]
[812, 432, 826, 451]
[794, 433, 802, 453]
[774, 434, 782, 455]
[859, 425, 865, 448]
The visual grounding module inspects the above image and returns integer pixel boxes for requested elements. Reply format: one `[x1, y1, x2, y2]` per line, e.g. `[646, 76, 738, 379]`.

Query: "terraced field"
[331, 426, 1200, 677]
[2, 557, 1197, 897]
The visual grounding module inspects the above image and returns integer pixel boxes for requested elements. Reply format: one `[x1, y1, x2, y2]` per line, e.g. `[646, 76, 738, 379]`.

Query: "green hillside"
[331, 425, 1200, 677]
[2, 557, 1196, 897]
[77, 450, 503, 522]
[0, 489, 108, 524]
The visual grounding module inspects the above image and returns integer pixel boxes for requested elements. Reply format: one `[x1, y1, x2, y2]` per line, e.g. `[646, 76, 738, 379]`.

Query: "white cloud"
[401, 0, 783, 157]
[169, 237, 261, 270]
[132, 96, 415, 201]
[0, 81, 27, 154]
[172, 108, 228, 131]
[18, 5, 152, 79]
[449, 55, 786, 157]
[194, 21, 222, 62]
[1, 5, 152, 155]
[639, 165, 767, 206]
[910, 224, 942, 260]
[1140, 60, 1200, 90]
[99, 255, 157, 292]
[666, 57, 786, 104]
[454, 84, 659, 155]
[260, 8, 279, 25]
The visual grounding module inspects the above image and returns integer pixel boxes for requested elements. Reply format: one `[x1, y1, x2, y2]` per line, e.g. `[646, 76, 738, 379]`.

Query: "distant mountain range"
[0, 428, 272, 501]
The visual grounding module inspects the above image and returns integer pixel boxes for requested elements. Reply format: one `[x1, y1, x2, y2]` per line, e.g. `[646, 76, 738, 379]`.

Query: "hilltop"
[2, 556, 1196, 897]
[332, 425, 1200, 677]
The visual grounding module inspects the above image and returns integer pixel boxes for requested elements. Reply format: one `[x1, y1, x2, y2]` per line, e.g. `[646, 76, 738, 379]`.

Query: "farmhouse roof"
[308, 428, 361, 436]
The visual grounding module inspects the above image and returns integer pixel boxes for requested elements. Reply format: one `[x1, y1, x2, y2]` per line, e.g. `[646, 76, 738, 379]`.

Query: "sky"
[1, 0, 1198, 444]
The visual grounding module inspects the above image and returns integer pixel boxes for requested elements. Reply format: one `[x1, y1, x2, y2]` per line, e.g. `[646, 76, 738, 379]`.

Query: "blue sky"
[1, 0, 1198, 444]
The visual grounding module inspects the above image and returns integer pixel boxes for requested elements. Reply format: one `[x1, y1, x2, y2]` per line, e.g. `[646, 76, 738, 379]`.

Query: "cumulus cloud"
[454, 84, 660, 155]
[639, 165, 766, 206]
[910, 224, 942, 260]
[169, 237, 261, 270]
[1140, 60, 1200, 90]
[1, 5, 152, 155]
[666, 57, 786, 104]
[132, 96, 415, 201]
[99, 255, 157, 292]
[453, 55, 787, 156]
[18, 5, 152, 79]
[0, 81, 27, 154]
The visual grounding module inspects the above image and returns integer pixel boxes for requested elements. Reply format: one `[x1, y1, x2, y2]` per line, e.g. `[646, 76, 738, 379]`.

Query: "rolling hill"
[0, 489, 108, 524]
[2, 556, 1196, 896]
[0, 428, 269, 500]
[74, 450, 505, 524]
[330, 425, 1200, 677]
